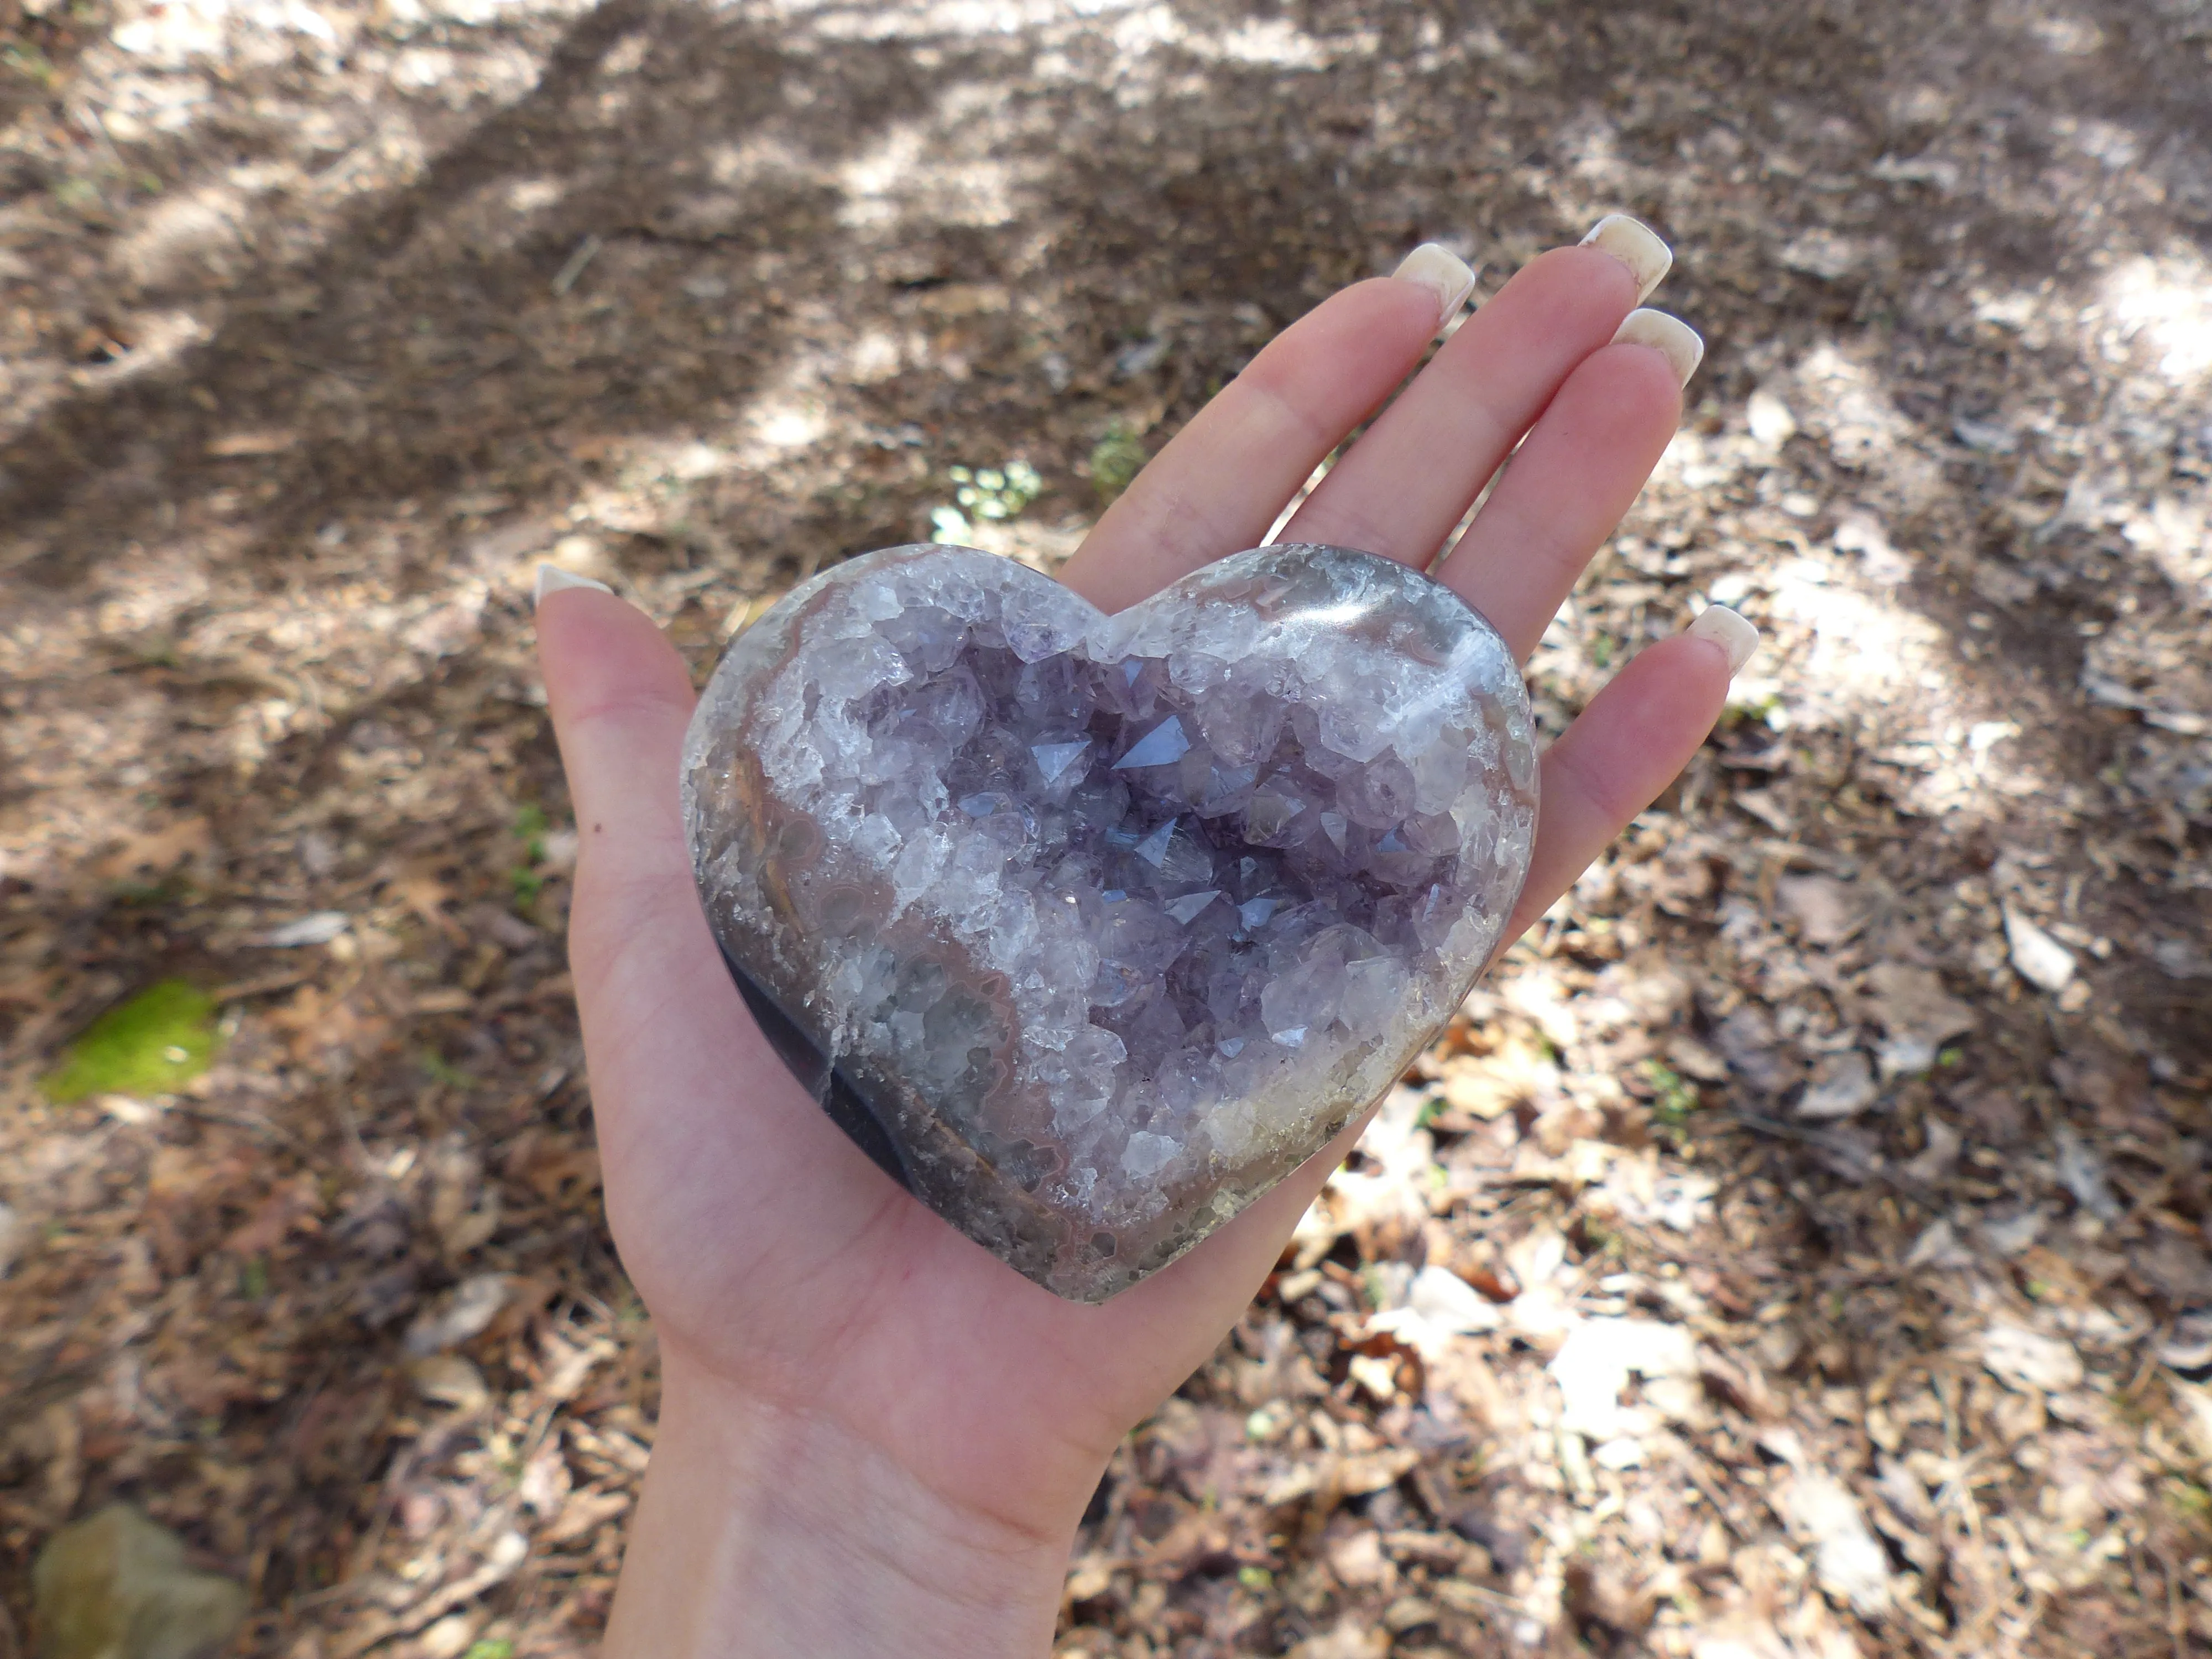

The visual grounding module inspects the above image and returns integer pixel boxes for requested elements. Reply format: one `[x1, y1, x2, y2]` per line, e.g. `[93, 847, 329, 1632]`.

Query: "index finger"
[1057, 267, 1455, 614]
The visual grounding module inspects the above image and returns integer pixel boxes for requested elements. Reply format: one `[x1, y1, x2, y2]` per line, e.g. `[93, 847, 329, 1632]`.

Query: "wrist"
[604, 1347, 1082, 1659]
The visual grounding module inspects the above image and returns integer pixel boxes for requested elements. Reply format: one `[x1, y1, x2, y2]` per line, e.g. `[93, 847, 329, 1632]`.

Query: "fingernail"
[535, 563, 612, 607]
[1391, 242, 1479, 328]
[1684, 604, 1760, 675]
[1612, 307, 1704, 387]
[1580, 213, 1672, 304]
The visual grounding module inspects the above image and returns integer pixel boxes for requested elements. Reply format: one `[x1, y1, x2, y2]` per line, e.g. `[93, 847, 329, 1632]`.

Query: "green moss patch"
[43, 980, 219, 1104]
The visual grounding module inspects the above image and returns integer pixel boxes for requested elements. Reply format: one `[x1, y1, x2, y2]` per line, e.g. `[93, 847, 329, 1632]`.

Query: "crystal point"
[1114, 714, 1193, 770]
[683, 543, 1537, 1302]
[1030, 738, 1091, 785]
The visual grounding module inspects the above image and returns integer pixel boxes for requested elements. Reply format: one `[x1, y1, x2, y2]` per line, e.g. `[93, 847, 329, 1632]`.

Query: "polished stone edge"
[681, 540, 1541, 1303]
[714, 937, 915, 1194]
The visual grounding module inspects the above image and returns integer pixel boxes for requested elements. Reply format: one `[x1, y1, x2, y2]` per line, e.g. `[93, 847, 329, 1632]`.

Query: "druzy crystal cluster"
[683, 543, 1537, 1301]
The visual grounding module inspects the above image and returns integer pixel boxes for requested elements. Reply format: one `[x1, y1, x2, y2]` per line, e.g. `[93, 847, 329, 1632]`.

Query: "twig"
[2160, 1550, 2187, 1659]
[551, 235, 603, 296]
[211, 968, 312, 1003]
[1438, 1577, 1532, 1616]
[253, 345, 369, 385]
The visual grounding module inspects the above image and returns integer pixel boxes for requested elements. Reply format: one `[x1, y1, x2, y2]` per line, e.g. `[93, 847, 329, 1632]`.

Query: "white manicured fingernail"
[535, 564, 612, 607]
[1391, 242, 1479, 328]
[1685, 604, 1759, 675]
[1580, 214, 1672, 303]
[1613, 308, 1704, 387]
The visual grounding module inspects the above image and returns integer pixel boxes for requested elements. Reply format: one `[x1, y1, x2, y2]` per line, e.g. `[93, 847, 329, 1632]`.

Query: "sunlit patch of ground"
[2, 1, 2208, 1655]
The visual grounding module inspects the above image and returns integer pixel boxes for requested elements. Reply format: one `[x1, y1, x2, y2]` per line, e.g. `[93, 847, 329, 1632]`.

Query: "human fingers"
[533, 568, 701, 977]
[1057, 252, 1472, 615]
[1277, 219, 1670, 567]
[1436, 311, 1702, 659]
[1500, 611, 1758, 947]
[534, 575, 761, 1157]
[535, 570, 907, 1302]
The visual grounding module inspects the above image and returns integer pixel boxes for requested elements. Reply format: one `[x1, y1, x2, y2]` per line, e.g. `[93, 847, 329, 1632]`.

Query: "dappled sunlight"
[2, 1, 2209, 1654]
[2101, 249, 2212, 389]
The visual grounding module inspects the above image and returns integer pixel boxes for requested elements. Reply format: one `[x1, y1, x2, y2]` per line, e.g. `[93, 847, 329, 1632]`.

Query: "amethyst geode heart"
[682, 543, 1537, 1301]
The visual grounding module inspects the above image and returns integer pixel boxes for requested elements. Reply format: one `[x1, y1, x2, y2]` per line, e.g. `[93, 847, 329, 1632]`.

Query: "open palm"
[536, 225, 1747, 1656]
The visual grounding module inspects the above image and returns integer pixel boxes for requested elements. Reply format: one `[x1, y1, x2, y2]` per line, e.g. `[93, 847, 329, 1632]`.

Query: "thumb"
[535, 568, 903, 1303]
[534, 565, 749, 1114]
[534, 568, 701, 945]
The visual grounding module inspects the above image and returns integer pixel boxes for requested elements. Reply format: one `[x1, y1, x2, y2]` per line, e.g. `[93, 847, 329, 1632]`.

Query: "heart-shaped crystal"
[683, 543, 1537, 1301]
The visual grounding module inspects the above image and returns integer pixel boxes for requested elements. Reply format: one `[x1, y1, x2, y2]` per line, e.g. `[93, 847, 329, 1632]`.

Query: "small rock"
[1746, 388, 1797, 447]
[1982, 1321, 2083, 1392]
[2004, 906, 2077, 993]
[1796, 1049, 1877, 1120]
[0, 1199, 20, 1277]
[33, 1505, 247, 1659]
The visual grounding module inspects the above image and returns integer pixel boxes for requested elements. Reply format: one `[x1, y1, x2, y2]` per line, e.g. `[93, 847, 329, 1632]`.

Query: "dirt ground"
[4, 0, 2211, 1654]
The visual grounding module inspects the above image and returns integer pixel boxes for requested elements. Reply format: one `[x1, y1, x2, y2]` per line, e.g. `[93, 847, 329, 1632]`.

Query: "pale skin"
[534, 225, 1753, 1657]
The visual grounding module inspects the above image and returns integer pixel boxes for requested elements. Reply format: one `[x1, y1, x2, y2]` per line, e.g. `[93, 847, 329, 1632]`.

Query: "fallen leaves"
[404, 1275, 513, 1357]
[6, 8, 2211, 1659]
[1770, 1470, 1892, 1618]
[1859, 962, 1976, 1077]
[1980, 1322, 2085, 1394]
[1795, 1050, 1878, 1121]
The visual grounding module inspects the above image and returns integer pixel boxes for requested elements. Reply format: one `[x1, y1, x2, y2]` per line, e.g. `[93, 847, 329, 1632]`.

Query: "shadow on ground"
[2, 0, 2209, 1653]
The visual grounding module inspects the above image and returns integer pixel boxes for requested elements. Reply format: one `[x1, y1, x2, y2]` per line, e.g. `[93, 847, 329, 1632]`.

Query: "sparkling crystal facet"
[683, 543, 1538, 1301]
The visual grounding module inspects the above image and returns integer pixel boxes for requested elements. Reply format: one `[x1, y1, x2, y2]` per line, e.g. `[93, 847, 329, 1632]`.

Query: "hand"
[534, 220, 1753, 1658]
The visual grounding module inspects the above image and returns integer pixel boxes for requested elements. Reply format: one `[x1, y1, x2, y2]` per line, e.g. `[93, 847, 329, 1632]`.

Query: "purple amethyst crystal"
[682, 544, 1537, 1301]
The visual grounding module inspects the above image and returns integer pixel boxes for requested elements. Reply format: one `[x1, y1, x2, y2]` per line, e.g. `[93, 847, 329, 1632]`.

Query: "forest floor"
[3, 1, 2211, 1655]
